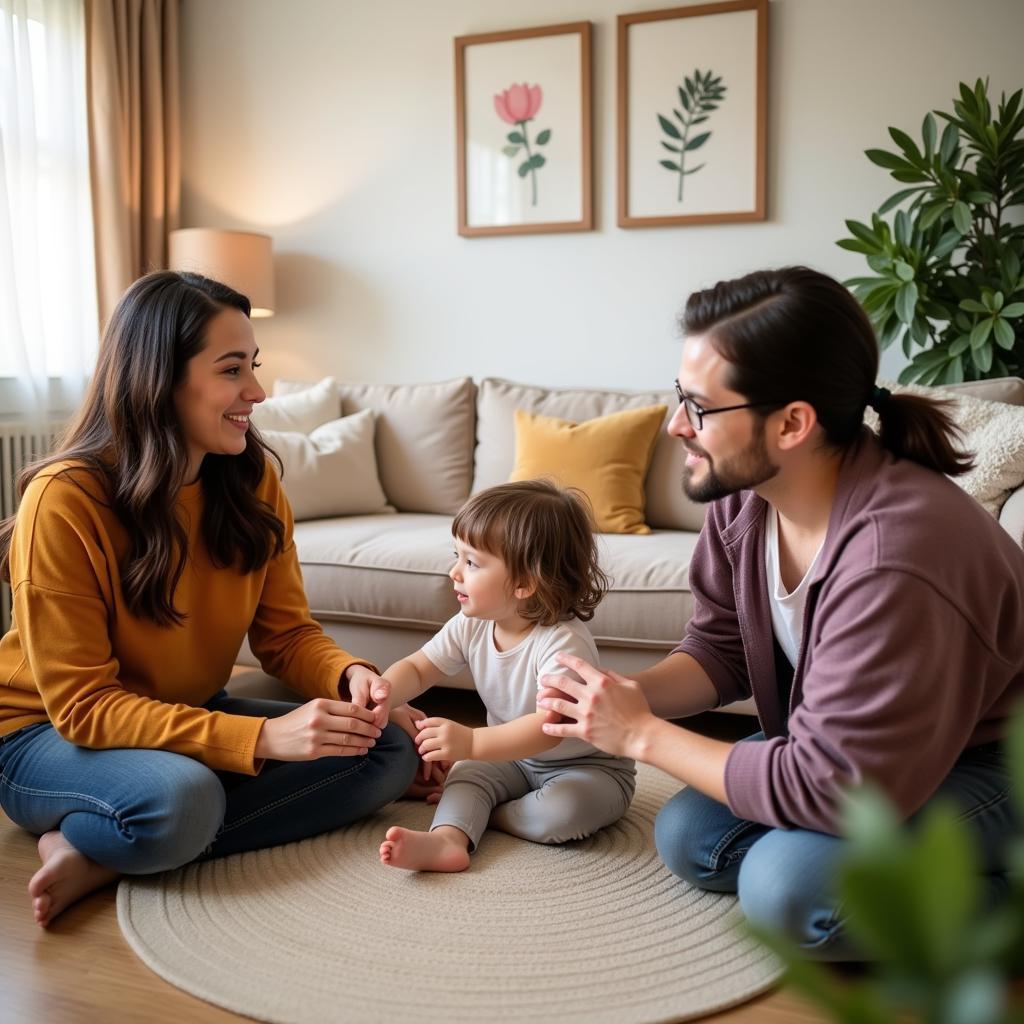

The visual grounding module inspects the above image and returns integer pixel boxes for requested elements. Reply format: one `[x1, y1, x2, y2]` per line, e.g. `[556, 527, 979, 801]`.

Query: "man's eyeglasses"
[673, 381, 786, 431]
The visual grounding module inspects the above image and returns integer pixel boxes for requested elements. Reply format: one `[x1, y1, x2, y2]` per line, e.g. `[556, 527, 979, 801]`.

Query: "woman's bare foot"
[379, 825, 470, 872]
[27, 831, 119, 927]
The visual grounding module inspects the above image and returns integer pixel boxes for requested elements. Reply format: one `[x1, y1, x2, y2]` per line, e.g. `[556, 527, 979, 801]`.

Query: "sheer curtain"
[0, 0, 98, 422]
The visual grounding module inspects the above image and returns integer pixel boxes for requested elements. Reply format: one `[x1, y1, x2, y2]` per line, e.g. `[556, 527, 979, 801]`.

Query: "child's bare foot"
[28, 831, 119, 927]
[378, 825, 470, 872]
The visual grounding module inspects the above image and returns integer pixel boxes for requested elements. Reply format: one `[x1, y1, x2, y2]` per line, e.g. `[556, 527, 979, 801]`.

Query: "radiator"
[0, 420, 63, 633]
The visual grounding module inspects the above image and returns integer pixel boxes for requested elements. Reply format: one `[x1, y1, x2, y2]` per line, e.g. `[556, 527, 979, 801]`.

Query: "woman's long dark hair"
[0, 271, 284, 626]
[682, 266, 974, 475]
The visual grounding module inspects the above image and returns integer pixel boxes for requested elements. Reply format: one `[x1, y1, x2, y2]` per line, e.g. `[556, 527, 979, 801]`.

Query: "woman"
[0, 271, 424, 927]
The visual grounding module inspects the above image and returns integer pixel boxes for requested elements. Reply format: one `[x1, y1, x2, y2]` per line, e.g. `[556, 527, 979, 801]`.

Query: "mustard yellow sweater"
[0, 461, 370, 774]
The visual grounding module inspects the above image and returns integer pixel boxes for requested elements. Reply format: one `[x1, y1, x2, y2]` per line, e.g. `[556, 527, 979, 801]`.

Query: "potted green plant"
[838, 79, 1024, 384]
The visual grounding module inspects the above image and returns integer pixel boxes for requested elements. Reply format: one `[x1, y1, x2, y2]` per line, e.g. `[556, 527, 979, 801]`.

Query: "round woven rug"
[118, 764, 782, 1023]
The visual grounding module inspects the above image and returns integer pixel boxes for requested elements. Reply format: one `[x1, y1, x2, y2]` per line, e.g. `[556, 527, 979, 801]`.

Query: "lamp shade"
[168, 229, 275, 317]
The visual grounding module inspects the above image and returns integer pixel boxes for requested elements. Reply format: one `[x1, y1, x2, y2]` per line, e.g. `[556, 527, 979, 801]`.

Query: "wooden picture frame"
[455, 22, 593, 236]
[617, 0, 768, 228]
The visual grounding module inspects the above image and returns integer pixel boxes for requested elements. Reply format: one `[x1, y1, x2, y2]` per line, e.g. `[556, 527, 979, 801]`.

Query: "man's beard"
[682, 428, 779, 503]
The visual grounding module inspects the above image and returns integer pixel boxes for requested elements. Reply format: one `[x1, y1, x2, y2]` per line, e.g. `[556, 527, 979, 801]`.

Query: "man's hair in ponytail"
[682, 266, 973, 476]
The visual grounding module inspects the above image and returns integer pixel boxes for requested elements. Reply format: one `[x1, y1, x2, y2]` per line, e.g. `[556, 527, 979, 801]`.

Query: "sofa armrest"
[999, 486, 1024, 550]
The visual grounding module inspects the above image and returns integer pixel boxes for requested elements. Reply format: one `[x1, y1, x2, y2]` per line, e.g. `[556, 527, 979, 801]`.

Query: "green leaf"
[1002, 250, 1021, 284]
[952, 200, 972, 234]
[658, 114, 682, 140]
[970, 319, 993, 348]
[932, 229, 961, 260]
[837, 239, 878, 255]
[894, 210, 911, 247]
[517, 161, 531, 178]
[507, 131, 525, 144]
[894, 259, 915, 282]
[939, 120, 959, 163]
[845, 219, 878, 245]
[690, 115, 709, 126]
[685, 131, 711, 152]
[865, 147, 911, 171]
[660, 141, 681, 154]
[501, 145, 520, 157]
[922, 112, 937, 155]
[660, 159, 681, 172]
[973, 341, 994, 373]
[945, 354, 965, 384]
[895, 281, 919, 323]
[878, 187, 923, 215]
[535, 129, 551, 145]
[993, 317, 1015, 350]
[1000, 302, 1024, 318]
[911, 805, 980, 970]
[949, 334, 972, 357]
[682, 163, 706, 175]
[679, 89, 691, 112]
[919, 201, 949, 230]
[529, 154, 546, 169]
[959, 298, 989, 313]
[889, 126, 924, 165]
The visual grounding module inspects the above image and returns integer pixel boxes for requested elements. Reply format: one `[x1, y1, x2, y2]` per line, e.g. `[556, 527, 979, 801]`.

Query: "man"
[538, 266, 1024, 960]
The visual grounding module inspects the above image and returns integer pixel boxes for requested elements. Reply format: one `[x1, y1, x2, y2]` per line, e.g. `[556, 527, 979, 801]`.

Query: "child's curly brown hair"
[452, 479, 609, 626]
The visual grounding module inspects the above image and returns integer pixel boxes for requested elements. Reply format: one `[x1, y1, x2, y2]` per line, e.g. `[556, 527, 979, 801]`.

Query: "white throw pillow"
[868, 380, 1024, 518]
[250, 376, 339, 434]
[261, 410, 390, 520]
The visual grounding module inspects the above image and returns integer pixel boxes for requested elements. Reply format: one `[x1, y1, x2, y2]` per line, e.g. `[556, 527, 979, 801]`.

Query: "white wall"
[180, 0, 1024, 391]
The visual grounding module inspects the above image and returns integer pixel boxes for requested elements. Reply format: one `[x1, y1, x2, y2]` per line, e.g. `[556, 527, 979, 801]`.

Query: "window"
[0, 0, 97, 409]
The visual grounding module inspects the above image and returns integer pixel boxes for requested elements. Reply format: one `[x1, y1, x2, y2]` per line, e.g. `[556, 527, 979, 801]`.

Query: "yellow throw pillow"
[509, 405, 667, 534]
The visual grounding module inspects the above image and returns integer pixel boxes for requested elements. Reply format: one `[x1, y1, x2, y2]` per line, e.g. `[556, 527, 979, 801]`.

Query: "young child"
[378, 479, 636, 872]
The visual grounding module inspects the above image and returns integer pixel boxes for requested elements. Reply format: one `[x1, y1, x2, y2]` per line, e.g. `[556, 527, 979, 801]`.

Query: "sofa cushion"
[944, 376, 1024, 406]
[293, 514, 695, 650]
[261, 411, 390, 520]
[870, 378, 1024, 517]
[251, 376, 340, 434]
[474, 378, 706, 532]
[510, 406, 666, 534]
[276, 378, 476, 515]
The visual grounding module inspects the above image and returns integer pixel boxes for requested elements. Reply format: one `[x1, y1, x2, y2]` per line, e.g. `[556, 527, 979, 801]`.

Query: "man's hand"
[254, 698, 382, 761]
[537, 653, 656, 760]
[415, 717, 474, 763]
[344, 663, 390, 728]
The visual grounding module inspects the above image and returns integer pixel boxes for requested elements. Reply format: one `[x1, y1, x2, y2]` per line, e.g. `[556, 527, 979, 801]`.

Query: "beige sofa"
[235, 374, 1024, 709]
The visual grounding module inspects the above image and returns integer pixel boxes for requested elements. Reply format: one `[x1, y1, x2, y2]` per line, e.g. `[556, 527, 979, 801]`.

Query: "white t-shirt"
[764, 507, 825, 668]
[422, 614, 602, 762]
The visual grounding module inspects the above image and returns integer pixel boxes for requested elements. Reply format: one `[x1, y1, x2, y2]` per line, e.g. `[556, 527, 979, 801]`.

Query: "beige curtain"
[85, 0, 180, 328]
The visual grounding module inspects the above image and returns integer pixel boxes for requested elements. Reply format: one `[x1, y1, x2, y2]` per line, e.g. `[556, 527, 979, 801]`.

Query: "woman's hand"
[254, 698, 382, 761]
[415, 717, 474, 763]
[391, 703, 449, 803]
[344, 664, 390, 728]
[537, 653, 656, 760]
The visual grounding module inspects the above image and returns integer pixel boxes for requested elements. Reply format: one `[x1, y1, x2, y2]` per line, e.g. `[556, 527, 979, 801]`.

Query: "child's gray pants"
[429, 756, 636, 851]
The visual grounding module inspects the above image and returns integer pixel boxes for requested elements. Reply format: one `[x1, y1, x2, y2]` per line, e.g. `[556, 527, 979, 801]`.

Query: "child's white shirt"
[422, 613, 603, 762]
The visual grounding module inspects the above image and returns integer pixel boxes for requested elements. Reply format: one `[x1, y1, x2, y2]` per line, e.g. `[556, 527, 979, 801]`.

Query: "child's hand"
[415, 717, 474, 763]
[343, 664, 390, 728]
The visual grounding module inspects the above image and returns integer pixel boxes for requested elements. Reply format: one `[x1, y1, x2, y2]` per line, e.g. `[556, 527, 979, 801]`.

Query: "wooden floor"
[0, 692, 827, 1024]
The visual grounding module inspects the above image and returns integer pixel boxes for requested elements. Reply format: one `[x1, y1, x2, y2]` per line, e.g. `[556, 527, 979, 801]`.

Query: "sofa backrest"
[471, 377, 706, 532]
[275, 377, 476, 514]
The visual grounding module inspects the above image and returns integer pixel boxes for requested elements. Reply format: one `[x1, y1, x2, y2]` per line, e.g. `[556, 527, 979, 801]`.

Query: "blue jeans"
[653, 733, 1014, 961]
[0, 692, 419, 874]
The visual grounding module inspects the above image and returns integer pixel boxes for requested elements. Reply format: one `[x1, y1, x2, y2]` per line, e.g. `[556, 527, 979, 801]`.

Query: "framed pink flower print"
[455, 22, 593, 236]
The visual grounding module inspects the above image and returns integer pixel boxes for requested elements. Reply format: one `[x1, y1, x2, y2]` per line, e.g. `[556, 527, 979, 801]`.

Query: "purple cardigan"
[677, 431, 1024, 835]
